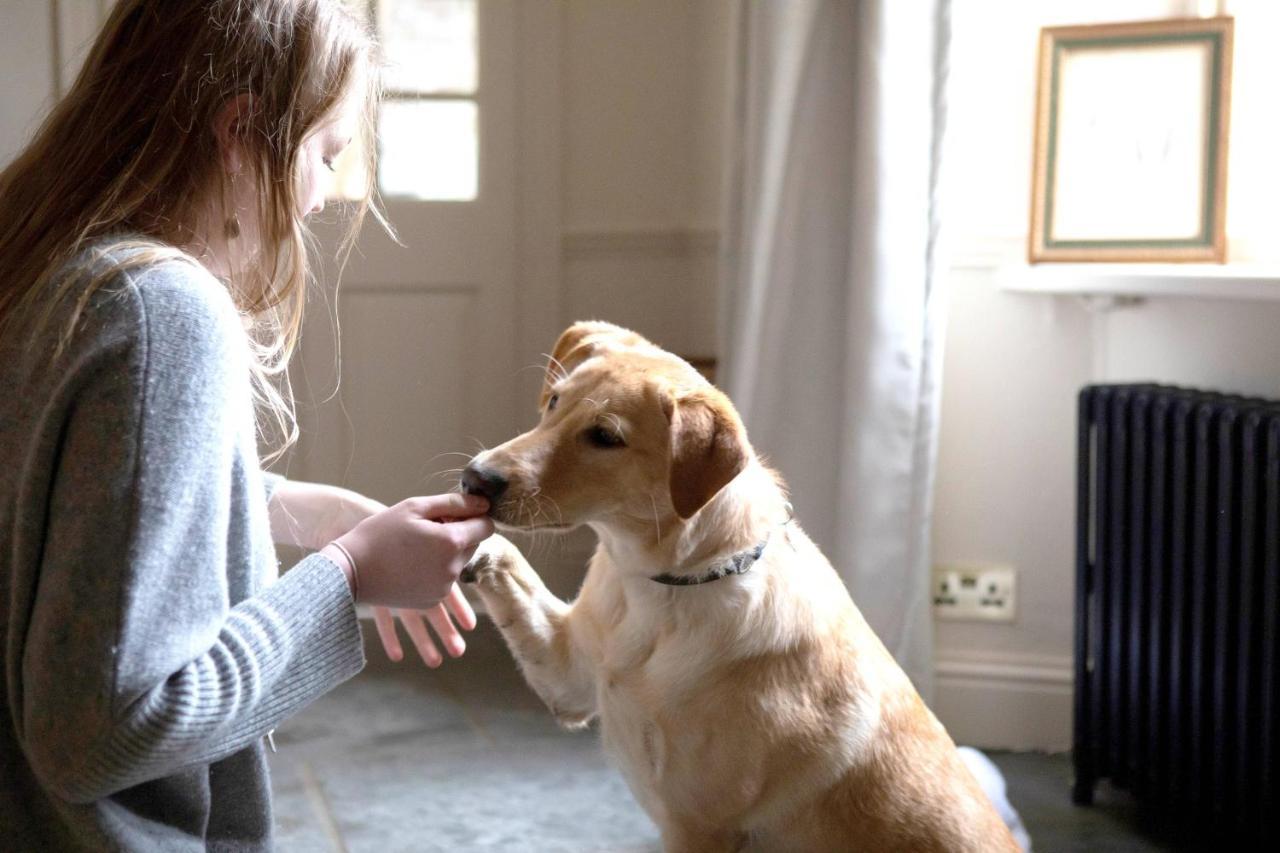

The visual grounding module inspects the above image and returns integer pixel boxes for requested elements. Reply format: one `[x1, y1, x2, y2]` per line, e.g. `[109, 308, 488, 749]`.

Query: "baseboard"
[933, 652, 1073, 752]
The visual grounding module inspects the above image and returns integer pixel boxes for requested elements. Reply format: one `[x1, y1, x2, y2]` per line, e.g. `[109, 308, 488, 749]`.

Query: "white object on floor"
[957, 746, 1033, 851]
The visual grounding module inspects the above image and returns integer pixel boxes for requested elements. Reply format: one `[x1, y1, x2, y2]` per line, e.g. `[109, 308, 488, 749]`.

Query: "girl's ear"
[666, 389, 749, 519]
[213, 93, 256, 174]
[538, 321, 650, 411]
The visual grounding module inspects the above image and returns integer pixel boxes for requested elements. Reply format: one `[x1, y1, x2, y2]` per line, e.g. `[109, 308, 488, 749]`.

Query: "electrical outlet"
[932, 564, 1016, 622]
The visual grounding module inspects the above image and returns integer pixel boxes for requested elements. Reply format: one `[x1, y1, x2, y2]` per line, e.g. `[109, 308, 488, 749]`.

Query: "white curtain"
[719, 0, 950, 698]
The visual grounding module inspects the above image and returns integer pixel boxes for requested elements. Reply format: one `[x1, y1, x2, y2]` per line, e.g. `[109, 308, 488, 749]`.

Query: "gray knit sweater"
[0, 247, 366, 850]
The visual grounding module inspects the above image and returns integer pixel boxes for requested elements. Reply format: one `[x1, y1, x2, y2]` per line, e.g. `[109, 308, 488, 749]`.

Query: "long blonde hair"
[0, 0, 384, 461]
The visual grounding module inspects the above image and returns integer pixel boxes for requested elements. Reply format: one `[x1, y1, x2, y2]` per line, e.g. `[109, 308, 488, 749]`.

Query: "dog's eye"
[546, 394, 559, 412]
[585, 425, 625, 449]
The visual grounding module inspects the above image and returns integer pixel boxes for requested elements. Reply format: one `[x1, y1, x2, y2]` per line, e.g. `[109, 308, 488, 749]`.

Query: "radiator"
[1074, 384, 1279, 843]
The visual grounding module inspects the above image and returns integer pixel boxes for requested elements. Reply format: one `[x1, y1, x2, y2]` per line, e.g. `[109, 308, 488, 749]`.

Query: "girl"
[0, 1, 491, 848]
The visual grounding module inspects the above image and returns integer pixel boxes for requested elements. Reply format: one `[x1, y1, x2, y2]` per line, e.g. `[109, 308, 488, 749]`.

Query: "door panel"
[300, 290, 476, 501]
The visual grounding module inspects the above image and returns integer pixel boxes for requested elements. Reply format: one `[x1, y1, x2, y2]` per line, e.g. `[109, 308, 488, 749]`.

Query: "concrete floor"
[270, 620, 1176, 852]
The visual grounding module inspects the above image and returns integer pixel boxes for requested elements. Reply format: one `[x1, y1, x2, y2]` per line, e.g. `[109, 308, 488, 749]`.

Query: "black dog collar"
[648, 504, 793, 587]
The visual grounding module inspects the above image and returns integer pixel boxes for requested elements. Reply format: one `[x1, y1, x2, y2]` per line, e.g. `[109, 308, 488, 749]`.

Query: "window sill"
[999, 263, 1280, 303]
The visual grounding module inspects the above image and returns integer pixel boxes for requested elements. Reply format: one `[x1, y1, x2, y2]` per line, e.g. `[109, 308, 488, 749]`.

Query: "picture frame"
[1028, 17, 1233, 263]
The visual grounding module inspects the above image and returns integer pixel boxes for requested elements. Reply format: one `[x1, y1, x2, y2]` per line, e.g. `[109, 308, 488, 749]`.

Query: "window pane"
[378, 0, 477, 95]
[378, 100, 477, 201]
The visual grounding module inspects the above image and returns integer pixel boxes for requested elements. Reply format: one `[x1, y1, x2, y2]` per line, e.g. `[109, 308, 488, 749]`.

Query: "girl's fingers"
[398, 609, 444, 668]
[373, 606, 403, 662]
[444, 584, 477, 632]
[424, 602, 467, 658]
[406, 492, 488, 520]
[445, 515, 496, 549]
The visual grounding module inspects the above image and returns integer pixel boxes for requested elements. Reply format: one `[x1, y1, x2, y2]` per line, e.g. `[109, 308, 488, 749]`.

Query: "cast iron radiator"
[1074, 383, 1279, 842]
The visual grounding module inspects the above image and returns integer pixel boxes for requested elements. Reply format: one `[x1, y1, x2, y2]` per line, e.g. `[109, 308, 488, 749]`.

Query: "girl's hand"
[269, 480, 486, 667]
[371, 585, 478, 668]
[327, 493, 493, 610]
[330, 494, 480, 667]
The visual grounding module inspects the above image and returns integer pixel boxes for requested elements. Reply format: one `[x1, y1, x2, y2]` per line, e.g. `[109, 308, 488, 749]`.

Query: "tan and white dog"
[461, 321, 1021, 853]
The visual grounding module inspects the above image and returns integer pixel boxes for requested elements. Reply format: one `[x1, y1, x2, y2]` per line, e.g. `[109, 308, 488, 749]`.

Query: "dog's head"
[462, 321, 751, 533]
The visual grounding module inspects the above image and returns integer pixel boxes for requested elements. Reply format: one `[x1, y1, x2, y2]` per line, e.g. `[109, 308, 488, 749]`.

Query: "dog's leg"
[463, 535, 598, 728]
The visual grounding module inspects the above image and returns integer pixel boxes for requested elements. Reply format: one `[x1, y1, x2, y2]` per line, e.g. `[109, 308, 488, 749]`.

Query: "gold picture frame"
[1028, 17, 1233, 263]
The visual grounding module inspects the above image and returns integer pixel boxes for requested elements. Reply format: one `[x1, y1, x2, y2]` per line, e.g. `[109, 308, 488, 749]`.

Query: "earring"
[224, 214, 241, 240]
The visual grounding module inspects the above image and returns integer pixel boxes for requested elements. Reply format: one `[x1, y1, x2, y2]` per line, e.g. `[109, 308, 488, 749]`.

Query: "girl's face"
[298, 104, 358, 218]
[202, 95, 360, 284]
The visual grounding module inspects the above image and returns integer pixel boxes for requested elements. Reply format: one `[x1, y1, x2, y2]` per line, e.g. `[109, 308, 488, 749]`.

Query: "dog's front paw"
[461, 533, 520, 585]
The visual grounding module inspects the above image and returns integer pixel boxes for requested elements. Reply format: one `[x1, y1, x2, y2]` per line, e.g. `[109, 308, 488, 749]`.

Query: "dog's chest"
[594, 583, 736, 695]
[589, 587, 755, 795]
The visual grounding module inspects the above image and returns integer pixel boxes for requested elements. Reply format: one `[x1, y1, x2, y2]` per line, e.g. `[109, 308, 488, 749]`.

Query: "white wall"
[933, 0, 1280, 750]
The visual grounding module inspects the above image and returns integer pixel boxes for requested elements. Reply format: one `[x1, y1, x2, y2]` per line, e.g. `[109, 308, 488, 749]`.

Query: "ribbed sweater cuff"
[257, 553, 366, 702]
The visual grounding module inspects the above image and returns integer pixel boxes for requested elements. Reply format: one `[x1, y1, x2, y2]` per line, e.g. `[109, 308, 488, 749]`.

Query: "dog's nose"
[461, 464, 508, 504]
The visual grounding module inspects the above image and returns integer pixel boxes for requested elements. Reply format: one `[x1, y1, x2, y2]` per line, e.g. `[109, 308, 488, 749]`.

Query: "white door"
[294, 0, 525, 505]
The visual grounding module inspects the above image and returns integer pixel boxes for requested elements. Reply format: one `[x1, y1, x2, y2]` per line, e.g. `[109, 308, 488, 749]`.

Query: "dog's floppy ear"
[667, 389, 749, 519]
[539, 321, 651, 410]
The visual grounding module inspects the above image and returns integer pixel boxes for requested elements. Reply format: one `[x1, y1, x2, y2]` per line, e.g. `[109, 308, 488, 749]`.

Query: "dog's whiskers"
[533, 495, 555, 528]
[415, 449, 482, 493]
[530, 494, 569, 561]
[543, 352, 568, 385]
[541, 496, 566, 546]
[525, 497, 549, 560]
[516, 362, 552, 379]
[425, 449, 478, 465]
[426, 467, 467, 490]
